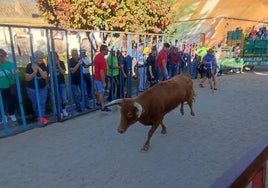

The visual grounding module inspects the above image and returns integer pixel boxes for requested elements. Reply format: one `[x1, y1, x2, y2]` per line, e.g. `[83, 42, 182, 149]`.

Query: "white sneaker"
[62, 109, 68, 117]
[9, 115, 17, 122]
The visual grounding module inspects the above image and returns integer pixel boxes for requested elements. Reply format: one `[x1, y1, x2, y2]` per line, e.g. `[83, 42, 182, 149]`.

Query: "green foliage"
[36, 0, 174, 33]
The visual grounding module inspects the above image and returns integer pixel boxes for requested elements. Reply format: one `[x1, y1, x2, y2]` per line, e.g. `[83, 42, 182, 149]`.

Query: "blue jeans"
[138, 67, 146, 91]
[168, 64, 178, 78]
[157, 68, 167, 81]
[58, 83, 67, 110]
[26, 86, 48, 118]
[71, 83, 89, 111]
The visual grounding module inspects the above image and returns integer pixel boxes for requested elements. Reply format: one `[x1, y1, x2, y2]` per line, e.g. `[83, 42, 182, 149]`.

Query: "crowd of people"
[0, 40, 219, 125]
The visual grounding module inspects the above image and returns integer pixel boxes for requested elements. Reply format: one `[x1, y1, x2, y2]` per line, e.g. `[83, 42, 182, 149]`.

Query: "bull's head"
[105, 99, 143, 134]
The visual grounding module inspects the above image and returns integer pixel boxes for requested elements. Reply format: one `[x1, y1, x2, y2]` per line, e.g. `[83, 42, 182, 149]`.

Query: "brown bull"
[105, 73, 195, 151]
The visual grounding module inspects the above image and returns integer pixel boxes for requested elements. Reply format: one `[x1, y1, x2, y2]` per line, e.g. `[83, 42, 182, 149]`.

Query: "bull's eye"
[127, 112, 132, 118]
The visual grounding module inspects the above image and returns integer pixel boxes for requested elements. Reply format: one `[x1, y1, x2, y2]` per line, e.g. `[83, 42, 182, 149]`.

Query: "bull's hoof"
[191, 111, 195, 116]
[140, 145, 150, 152]
[161, 129, 167, 134]
[180, 110, 184, 116]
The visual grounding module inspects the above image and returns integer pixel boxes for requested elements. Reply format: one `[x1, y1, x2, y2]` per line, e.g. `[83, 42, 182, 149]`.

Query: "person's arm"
[57, 61, 66, 75]
[162, 58, 168, 76]
[149, 65, 154, 79]
[100, 69, 106, 88]
[37, 65, 48, 79]
[70, 60, 82, 74]
[121, 64, 127, 78]
[24, 63, 38, 81]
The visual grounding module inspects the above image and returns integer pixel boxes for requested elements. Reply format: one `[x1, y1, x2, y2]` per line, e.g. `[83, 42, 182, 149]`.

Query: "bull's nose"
[117, 128, 125, 134]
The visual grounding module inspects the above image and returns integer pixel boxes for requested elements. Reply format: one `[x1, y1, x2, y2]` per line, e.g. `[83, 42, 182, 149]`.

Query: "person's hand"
[32, 64, 38, 73]
[102, 82, 106, 88]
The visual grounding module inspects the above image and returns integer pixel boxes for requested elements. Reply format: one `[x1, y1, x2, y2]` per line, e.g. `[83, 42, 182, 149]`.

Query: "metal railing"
[211, 133, 268, 188]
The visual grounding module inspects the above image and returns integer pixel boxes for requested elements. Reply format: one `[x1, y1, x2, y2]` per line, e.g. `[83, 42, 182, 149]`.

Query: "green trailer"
[218, 30, 268, 72]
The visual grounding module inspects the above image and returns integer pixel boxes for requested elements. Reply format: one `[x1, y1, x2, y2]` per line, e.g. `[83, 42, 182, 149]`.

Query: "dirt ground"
[0, 67, 268, 188]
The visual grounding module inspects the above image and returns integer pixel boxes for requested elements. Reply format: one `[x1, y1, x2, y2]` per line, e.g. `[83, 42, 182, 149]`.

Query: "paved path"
[0, 67, 268, 188]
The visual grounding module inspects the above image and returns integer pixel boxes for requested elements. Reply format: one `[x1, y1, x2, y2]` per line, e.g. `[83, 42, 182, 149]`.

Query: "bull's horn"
[133, 102, 143, 118]
[105, 99, 123, 107]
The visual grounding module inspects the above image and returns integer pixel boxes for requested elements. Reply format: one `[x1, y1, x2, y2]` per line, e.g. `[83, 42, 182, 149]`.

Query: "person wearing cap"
[80, 48, 92, 99]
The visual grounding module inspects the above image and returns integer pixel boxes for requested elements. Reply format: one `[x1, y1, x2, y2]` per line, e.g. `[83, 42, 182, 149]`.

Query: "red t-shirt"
[157, 49, 167, 68]
[94, 53, 107, 81]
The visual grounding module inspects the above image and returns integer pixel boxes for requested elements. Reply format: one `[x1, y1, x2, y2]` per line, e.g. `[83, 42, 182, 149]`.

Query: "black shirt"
[25, 63, 48, 89]
[69, 58, 81, 85]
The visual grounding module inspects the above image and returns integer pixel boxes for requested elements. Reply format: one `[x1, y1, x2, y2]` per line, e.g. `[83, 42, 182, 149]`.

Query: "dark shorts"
[205, 68, 212, 79]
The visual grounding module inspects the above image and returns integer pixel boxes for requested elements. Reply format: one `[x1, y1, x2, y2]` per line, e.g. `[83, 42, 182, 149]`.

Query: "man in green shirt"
[106, 49, 122, 101]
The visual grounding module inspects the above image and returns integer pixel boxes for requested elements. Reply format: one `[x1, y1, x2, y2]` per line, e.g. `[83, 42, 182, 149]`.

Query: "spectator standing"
[157, 42, 170, 81]
[25, 50, 49, 124]
[80, 48, 93, 99]
[120, 47, 133, 98]
[146, 46, 158, 87]
[0, 49, 17, 123]
[133, 43, 146, 92]
[53, 52, 68, 117]
[106, 49, 121, 101]
[199, 48, 216, 91]
[94, 44, 110, 112]
[69, 48, 90, 112]
[167, 46, 180, 78]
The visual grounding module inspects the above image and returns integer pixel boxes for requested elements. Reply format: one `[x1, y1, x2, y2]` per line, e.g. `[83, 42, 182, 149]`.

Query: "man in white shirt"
[80, 48, 92, 99]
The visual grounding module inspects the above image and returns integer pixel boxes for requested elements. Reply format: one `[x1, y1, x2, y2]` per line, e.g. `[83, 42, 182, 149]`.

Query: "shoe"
[86, 106, 92, 110]
[77, 109, 82, 112]
[199, 83, 204, 88]
[37, 117, 49, 125]
[62, 109, 68, 117]
[9, 115, 17, 122]
[101, 107, 111, 112]
[96, 103, 101, 107]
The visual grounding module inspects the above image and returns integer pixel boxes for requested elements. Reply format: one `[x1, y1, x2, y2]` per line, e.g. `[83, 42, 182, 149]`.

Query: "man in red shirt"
[157, 42, 170, 81]
[94, 44, 110, 111]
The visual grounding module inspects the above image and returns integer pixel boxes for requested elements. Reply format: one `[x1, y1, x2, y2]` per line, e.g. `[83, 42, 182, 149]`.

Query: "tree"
[36, 0, 174, 33]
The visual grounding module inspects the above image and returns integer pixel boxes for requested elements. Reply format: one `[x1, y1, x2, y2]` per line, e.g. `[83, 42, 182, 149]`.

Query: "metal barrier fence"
[0, 25, 185, 138]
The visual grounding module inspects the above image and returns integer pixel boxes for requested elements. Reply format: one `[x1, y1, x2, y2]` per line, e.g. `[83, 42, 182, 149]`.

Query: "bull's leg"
[187, 100, 195, 116]
[160, 121, 167, 134]
[142, 123, 160, 151]
[180, 103, 184, 115]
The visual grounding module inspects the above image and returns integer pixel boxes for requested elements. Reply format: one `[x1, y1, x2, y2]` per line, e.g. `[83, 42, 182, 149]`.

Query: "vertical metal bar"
[45, 28, 57, 117]
[87, 31, 96, 109]
[8, 26, 27, 129]
[28, 28, 43, 125]
[78, 32, 85, 111]
[65, 31, 75, 116]
[0, 91, 9, 135]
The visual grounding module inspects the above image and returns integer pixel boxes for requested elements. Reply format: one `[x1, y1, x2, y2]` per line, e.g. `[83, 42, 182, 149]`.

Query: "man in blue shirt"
[199, 48, 216, 91]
